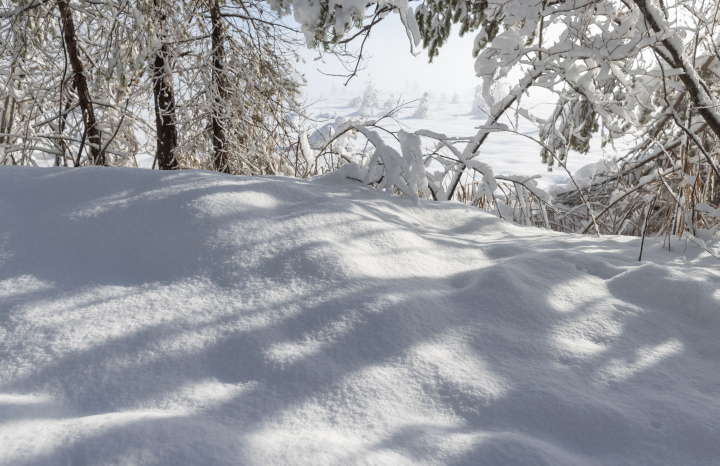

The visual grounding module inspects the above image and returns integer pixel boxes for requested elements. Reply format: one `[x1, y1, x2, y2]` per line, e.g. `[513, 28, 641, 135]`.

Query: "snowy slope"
[1, 167, 719, 465]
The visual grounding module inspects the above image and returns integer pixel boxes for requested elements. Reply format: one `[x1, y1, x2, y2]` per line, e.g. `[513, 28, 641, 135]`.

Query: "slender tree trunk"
[0, 93, 14, 144]
[210, 0, 229, 173]
[0, 68, 18, 165]
[57, 101, 70, 166]
[151, 0, 179, 170]
[57, 0, 104, 166]
[0, 95, 15, 164]
[0, 59, 19, 149]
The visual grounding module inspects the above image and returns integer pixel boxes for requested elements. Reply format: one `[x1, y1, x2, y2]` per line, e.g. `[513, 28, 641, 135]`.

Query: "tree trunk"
[210, 0, 229, 173]
[0, 93, 14, 145]
[56, 101, 70, 166]
[151, 0, 179, 170]
[0, 55, 20, 150]
[152, 48, 179, 170]
[0, 93, 15, 164]
[57, 0, 103, 166]
[0, 65, 19, 165]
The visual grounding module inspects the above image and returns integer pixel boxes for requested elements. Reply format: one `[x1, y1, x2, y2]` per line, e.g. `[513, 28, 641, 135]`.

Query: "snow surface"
[1, 167, 720, 465]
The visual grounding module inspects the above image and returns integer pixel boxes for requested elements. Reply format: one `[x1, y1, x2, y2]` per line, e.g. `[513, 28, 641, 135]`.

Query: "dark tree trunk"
[152, 0, 179, 170]
[57, 0, 104, 166]
[210, 0, 229, 173]
[152, 47, 179, 170]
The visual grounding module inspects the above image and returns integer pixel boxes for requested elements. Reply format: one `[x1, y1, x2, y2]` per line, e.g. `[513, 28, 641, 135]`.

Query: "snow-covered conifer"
[412, 93, 430, 119]
[358, 78, 379, 118]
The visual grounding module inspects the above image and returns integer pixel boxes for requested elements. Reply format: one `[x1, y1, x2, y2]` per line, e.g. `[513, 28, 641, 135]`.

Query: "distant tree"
[358, 77, 379, 118]
[412, 92, 429, 119]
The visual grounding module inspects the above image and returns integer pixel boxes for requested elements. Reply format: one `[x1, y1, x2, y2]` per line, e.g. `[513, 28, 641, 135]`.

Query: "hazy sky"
[293, 13, 481, 99]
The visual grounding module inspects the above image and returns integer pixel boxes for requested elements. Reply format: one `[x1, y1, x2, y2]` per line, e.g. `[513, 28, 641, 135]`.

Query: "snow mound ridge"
[1, 167, 719, 465]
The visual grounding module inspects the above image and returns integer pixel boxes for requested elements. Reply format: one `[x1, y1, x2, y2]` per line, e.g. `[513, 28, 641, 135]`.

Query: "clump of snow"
[1, 167, 719, 464]
[308, 121, 337, 149]
[570, 159, 616, 190]
[549, 159, 618, 195]
[306, 116, 364, 162]
[316, 111, 337, 120]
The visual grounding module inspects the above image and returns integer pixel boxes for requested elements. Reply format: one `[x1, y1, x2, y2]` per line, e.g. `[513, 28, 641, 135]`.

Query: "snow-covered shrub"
[347, 96, 362, 108]
[331, 126, 432, 201]
[412, 93, 430, 119]
[451, 93, 459, 104]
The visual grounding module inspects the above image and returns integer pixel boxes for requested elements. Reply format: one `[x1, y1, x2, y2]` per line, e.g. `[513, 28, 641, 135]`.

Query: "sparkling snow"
[1, 167, 719, 465]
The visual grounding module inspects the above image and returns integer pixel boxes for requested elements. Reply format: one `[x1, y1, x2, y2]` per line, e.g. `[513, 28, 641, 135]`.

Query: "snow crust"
[1, 167, 719, 465]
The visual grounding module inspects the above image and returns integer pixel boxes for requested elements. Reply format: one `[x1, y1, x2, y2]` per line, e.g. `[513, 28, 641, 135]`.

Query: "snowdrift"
[1, 167, 719, 465]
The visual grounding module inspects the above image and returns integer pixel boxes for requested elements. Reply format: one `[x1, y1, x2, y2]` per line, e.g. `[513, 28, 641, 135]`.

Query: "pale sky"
[293, 13, 481, 100]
